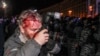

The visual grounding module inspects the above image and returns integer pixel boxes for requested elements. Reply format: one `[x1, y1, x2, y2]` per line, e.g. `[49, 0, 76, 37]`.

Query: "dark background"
[10, 0, 63, 15]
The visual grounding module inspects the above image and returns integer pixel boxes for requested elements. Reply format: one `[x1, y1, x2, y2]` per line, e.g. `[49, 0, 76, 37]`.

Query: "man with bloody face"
[4, 9, 49, 56]
[21, 13, 42, 39]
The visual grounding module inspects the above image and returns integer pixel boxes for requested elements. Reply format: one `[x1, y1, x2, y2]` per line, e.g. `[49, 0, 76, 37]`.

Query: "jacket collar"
[14, 27, 28, 44]
[19, 32, 28, 43]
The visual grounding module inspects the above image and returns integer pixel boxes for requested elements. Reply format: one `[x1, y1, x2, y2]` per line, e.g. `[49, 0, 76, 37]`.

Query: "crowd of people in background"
[42, 13, 100, 56]
[0, 16, 18, 56]
[0, 10, 100, 56]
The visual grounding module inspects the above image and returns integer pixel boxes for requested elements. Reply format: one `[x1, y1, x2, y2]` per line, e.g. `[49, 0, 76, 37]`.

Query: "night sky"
[10, 0, 63, 15]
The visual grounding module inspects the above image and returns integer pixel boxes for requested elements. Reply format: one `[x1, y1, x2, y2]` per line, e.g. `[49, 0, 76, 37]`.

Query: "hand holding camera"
[34, 29, 49, 46]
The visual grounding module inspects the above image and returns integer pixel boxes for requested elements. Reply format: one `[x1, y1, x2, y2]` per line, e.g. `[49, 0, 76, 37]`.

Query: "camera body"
[42, 12, 61, 32]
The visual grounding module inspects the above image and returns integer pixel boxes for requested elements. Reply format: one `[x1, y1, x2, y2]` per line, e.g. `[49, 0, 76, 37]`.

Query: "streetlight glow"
[68, 10, 72, 16]
[89, 5, 93, 11]
[2, 1, 7, 8]
[2, 1, 8, 17]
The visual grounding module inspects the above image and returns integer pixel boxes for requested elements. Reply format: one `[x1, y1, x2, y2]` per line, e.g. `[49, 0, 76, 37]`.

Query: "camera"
[42, 12, 61, 32]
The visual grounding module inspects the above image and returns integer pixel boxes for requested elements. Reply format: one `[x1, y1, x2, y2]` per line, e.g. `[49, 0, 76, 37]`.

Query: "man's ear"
[19, 25, 25, 33]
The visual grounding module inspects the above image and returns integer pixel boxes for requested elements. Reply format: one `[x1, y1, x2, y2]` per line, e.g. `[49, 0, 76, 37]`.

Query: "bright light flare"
[2, 1, 7, 8]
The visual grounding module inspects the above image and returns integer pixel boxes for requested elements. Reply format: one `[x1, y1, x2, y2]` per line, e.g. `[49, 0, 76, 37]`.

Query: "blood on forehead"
[22, 15, 41, 28]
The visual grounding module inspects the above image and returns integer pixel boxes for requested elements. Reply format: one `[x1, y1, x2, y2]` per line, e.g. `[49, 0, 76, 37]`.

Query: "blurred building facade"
[39, 0, 100, 18]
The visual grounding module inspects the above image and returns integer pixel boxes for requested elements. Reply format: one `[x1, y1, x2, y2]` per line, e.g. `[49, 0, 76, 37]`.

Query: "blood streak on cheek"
[23, 19, 31, 28]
